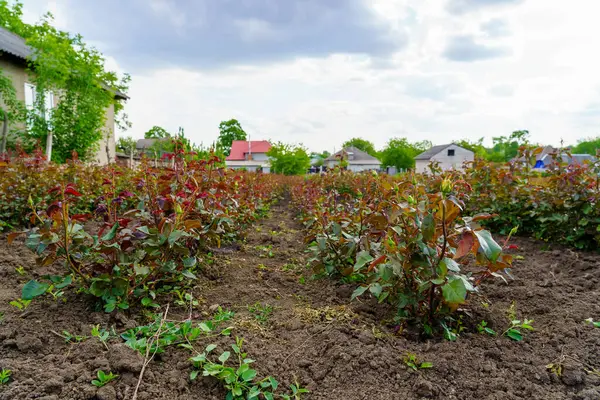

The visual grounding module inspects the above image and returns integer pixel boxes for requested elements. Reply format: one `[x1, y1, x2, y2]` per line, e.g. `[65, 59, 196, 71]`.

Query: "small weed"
[481, 302, 490, 309]
[9, 298, 31, 311]
[190, 337, 309, 399]
[256, 245, 275, 258]
[0, 369, 11, 385]
[256, 264, 269, 271]
[91, 325, 111, 350]
[122, 311, 234, 355]
[63, 330, 88, 343]
[476, 320, 497, 336]
[297, 276, 305, 285]
[173, 291, 199, 309]
[403, 353, 433, 371]
[585, 318, 600, 328]
[248, 303, 273, 325]
[503, 302, 533, 341]
[91, 370, 118, 387]
[15, 266, 26, 276]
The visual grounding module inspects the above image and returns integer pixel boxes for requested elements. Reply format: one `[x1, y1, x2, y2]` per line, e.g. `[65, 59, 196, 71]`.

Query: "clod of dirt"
[16, 335, 43, 352]
[413, 376, 437, 398]
[96, 385, 117, 400]
[575, 388, 600, 400]
[108, 343, 144, 373]
[561, 368, 586, 386]
[42, 377, 64, 394]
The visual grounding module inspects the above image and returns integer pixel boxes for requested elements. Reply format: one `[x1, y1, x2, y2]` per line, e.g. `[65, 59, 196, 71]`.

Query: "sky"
[19, 0, 600, 152]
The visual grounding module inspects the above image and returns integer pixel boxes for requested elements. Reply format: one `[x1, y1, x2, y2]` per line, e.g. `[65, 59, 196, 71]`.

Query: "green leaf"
[506, 328, 523, 341]
[420, 362, 433, 369]
[440, 257, 460, 273]
[241, 368, 257, 382]
[268, 377, 278, 391]
[183, 257, 197, 268]
[369, 283, 382, 298]
[134, 265, 150, 276]
[354, 251, 374, 272]
[102, 223, 119, 241]
[54, 275, 73, 289]
[182, 270, 197, 280]
[218, 351, 230, 363]
[441, 276, 467, 305]
[351, 285, 368, 300]
[190, 370, 199, 380]
[22, 280, 50, 300]
[421, 214, 435, 242]
[474, 230, 502, 262]
[137, 226, 150, 234]
[168, 230, 185, 245]
[205, 344, 217, 353]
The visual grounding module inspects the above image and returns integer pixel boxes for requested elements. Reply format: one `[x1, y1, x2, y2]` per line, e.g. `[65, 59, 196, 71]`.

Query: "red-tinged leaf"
[48, 185, 61, 194]
[454, 232, 475, 259]
[507, 244, 519, 250]
[368, 255, 387, 272]
[118, 218, 132, 227]
[46, 203, 61, 218]
[64, 186, 82, 197]
[7, 231, 23, 244]
[72, 214, 90, 222]
[341, 267, 354, 276]
[183, 220, 203, 230]
[472, 213, 499, 222]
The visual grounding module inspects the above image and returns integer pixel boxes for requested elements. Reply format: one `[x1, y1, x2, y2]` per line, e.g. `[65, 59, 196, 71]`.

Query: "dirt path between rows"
[1, 196, 600, 399]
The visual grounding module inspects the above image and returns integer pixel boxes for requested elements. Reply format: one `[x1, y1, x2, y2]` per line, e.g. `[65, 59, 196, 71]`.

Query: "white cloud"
[19, 0, 600, 152]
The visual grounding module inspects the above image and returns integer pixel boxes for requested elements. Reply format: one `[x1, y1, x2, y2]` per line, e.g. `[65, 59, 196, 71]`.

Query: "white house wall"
[416, 144, 474, 173]
[249, 153, 269, 161]
[348, 164, 380, 172]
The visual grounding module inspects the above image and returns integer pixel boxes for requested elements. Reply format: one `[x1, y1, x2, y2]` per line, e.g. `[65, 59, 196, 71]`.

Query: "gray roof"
[0, 26, 128, 100]
[325, 146, 381, 164]
[414, 144, 453, 160]
[0, 26, 31, 59]
[541, 153, 596, 165]
[136, 138, 159, 149]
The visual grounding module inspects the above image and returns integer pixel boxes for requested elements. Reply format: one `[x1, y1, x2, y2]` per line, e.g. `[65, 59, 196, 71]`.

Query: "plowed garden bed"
[1, 199, 599, 400]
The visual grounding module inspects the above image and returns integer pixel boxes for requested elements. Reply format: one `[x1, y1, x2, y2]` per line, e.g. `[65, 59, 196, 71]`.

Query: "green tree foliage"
[218, 119, 247, 156]
[454, 138, 489, 159]
[489, 130, 530, 162]
[0, 0, 130, 163]
[267, 142, 310, 175]
[0, 70, 27, 152]
[380, 138, 432, 170]
[144, 125, 170, 139]
[342, 138, 378, 157]
[571, 137, 600, 155]
[116, 136, 136, 155]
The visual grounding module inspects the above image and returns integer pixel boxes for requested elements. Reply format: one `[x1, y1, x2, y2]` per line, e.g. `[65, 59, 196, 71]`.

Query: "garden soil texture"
[1, 198, 600, 400]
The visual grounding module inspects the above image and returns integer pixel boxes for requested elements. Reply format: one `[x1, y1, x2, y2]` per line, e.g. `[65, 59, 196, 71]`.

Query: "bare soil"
[1, 198, 600, 400]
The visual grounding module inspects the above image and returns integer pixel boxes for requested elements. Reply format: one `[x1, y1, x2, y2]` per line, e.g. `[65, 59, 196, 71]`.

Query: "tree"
[489, 130, 530, 162]
[571, 137, 600, 155]
[116, 136, 136, 155]
[454, 138, 489, 159]
[380, 138, 426, 170]
[267, 142, 311, 175]
[342, 138, 378, 157]
[0, 1, 130, 163]
[144, 126, 170, 139]
[217, 119, 247, 156]
[0, 70, 27, 153]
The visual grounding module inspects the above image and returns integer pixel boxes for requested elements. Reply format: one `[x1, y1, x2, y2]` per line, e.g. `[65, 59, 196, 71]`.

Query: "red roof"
[226, 140, 271, 160]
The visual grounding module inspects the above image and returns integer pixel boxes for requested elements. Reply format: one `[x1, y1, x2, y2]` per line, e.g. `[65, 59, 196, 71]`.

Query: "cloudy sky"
[21, 0, 600, 152]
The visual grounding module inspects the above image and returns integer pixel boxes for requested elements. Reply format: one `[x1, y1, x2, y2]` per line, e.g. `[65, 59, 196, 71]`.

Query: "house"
[533, 153, 596, 170]
[226, 140, 271, 172]
[512, 145, 556, 165]
[414, 143, 474, 173]
[0, 26, 127, 164]
[324, 146, 381, 172]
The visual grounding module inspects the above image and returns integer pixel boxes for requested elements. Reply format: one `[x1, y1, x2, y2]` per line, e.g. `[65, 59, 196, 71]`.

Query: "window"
[447, 149, 455, 156]
[24, 82, 54, 125]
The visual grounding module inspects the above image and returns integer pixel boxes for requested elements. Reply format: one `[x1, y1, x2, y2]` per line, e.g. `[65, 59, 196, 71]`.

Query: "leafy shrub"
[292, 170, 514, 333]
[7, 151, 283, 311]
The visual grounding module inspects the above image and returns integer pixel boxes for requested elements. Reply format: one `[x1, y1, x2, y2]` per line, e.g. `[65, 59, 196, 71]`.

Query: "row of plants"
[461, 148, 600, 250]
[291, 169, 514, 336]
[4, 144, 285, 312]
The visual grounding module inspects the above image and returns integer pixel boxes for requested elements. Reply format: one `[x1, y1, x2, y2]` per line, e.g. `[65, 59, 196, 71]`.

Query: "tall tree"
[489, 130, 530, 162]
[571, 136, 600, 155]
[116, 136, 136, 155]
[267, 142, 311, 175]
[0, 0, 130, 163]
[144, 126, 170, 139]
[454, 138, 489, 159]
[380, 138, 427, 170]
[218, 119, 247, 156]
[342, 137, 378, 157]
